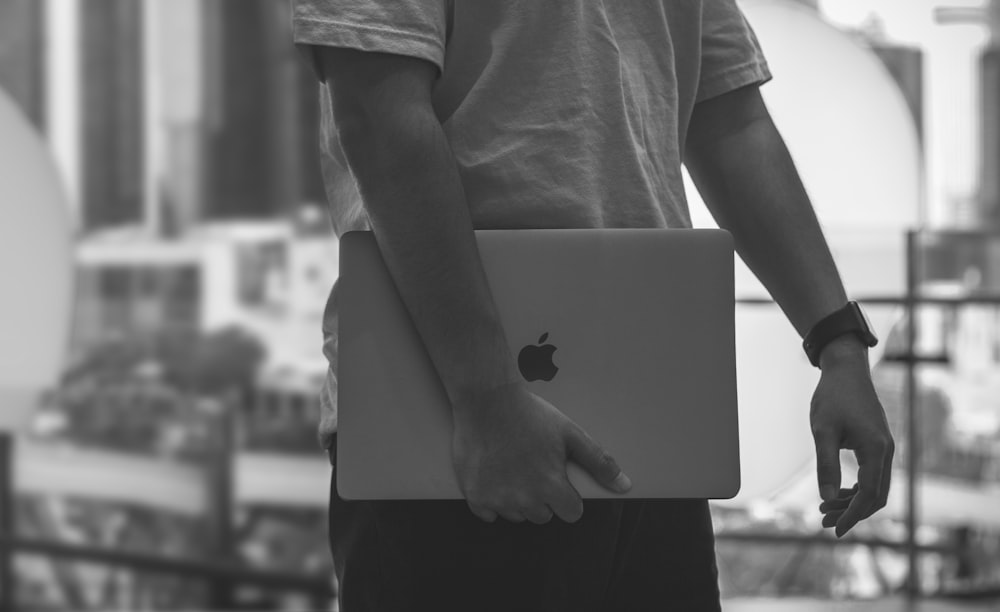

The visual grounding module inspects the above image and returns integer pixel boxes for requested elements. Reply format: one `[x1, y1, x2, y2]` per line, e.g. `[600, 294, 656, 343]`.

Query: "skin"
[686, 87, 895, 536]
[320, 47, 894, 536]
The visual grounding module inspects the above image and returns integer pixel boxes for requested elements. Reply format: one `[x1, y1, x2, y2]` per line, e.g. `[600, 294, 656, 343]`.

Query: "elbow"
[330, 112, 367, 160]
[326, 86, 373, 156]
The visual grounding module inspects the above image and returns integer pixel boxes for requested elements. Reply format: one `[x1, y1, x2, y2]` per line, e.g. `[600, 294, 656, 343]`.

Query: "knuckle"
[598, 451, 617, 470]
[472, 492, 497, 509]
[481, 493, 506, 511]
[498, 485, 523, 502]
[513, 493, 536, 510]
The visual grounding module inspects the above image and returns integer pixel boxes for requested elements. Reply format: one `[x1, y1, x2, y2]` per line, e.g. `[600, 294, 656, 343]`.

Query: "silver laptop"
[336, 228, 739, 500]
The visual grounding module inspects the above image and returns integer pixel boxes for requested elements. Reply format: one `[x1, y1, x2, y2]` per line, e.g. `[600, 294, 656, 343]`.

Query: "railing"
[0, 431, 334, 610]
[735, 229, 1000, 601]
[0, 532, 334, 608]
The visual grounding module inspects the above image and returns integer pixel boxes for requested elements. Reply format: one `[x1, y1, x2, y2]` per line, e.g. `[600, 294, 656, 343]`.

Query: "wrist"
[817, 334, 869, 370]
[803, 301, 878, 368]
[450, 378, 524, 414]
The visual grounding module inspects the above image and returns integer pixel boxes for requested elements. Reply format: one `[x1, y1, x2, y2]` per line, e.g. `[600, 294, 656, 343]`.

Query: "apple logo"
[518, 332, 559, 382]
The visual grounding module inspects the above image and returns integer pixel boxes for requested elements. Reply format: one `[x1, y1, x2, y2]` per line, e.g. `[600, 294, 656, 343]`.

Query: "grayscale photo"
[0, 0, 998, 610]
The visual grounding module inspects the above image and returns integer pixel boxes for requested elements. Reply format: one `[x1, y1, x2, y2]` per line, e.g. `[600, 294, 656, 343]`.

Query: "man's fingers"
[822, 511, 845, 529]
[835, 450, 884, 536]
[548, 479, 585, 523]
[835, 491, 875, 537]
[877, 438, 895, 514]
[818, 485, 859, 512]
[858, 452, 892, 522]
[819, 498, 851, 513]
[814, 430, 842, 502]
[523, 505, 555, 525]
[467, 503, 498, 523]
[499, 510, 526, 523]
[565, 426, 631, 494]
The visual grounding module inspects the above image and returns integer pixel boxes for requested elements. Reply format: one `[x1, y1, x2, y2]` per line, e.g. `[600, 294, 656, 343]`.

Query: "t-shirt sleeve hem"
[695, 61, 773, 104]
[294, 17, 445, 82]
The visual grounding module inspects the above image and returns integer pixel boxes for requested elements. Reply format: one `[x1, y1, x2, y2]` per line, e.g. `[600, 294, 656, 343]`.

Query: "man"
[292, 1, 895, 610]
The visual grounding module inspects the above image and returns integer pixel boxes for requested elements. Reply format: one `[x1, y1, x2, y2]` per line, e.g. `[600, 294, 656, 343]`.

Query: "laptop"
[336, 228, 739, 500]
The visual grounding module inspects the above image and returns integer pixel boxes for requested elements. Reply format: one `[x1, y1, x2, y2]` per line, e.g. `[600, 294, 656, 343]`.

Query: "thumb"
[566, 426, 631, 493]
[814, 430, 842, 502]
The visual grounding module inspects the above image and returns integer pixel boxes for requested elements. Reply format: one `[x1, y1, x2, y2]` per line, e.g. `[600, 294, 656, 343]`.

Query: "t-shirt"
[292, 0, 772, 451]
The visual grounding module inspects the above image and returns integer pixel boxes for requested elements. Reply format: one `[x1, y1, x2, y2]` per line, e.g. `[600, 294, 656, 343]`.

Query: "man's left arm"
[685, 84, 895, 537]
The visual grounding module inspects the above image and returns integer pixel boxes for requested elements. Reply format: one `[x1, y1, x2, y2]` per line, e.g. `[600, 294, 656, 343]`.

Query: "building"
[0, 0, 46, 129]
[73, 219, 334, 354]
[1, 0, 326, 233]
[200, 0, 326, 220]
[71, 219, 334, 448]
[80, 0, 145, 230]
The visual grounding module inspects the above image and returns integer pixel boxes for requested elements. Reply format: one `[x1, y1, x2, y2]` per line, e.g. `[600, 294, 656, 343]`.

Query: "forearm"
[334, 98, 521, 408]
[687, 114, 866, 365]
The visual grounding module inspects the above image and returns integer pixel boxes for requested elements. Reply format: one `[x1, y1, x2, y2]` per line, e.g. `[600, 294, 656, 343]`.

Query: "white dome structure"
[0, 87, 74, 431]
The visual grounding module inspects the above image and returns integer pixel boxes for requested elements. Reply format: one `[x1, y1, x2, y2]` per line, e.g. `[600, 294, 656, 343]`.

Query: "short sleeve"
[696, 0, 772, 103]
[292, 0, 448, 82]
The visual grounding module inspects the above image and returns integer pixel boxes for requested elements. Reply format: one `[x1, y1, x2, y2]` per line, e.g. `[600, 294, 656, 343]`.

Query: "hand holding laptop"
[452, 381, 633, 525]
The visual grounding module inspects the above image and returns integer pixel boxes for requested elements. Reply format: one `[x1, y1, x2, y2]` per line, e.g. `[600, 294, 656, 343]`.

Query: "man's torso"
[292, 0, 770, 449]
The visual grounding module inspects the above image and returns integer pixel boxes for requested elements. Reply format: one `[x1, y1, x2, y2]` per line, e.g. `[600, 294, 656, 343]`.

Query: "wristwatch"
[802, 301, 878, 368]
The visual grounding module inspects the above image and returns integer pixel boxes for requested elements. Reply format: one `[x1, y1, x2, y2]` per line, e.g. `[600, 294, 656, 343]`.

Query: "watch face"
[851, 301, 878, 345]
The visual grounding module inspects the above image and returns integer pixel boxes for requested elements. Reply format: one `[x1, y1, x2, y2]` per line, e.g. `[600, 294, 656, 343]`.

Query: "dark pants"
[326, 433, 722, 611]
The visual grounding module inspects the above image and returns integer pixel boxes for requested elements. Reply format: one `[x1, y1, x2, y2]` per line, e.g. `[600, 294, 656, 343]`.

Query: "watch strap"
[802, 301, 878, 368]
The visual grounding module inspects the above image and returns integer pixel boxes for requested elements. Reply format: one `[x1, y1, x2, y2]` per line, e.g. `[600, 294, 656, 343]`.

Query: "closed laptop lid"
[337, 228, 739, 500]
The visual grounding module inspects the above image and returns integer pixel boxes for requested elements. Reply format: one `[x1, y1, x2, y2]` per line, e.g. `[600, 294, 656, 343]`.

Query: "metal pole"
[905, 230, 921, 599]
[992, 0, 1000, 46]
[207, 396, 236, 609]
[0, 432, 13, 612]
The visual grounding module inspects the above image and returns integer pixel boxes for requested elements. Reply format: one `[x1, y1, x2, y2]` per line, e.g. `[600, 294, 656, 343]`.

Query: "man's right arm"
[319, 48, 520, 405]
[318, 47, 631, 524]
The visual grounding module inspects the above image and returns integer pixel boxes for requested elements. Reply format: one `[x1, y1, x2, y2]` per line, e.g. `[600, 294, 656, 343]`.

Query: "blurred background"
[0, 0, 999, 610]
